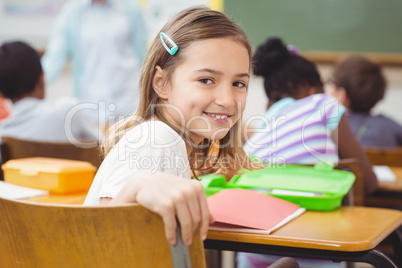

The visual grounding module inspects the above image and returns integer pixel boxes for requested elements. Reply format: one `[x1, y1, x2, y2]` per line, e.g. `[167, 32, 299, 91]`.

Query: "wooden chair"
[335, 158, 365, 206]
[364, 147, 402, 167]
[361, 148, 402, 264]
[0, 136, 103, 169]
[363, 147, 402, 209]
[0, 197, 206, 268]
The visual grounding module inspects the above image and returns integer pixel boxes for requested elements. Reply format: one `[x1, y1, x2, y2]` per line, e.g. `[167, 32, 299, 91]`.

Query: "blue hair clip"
[160, 32, 178, 56]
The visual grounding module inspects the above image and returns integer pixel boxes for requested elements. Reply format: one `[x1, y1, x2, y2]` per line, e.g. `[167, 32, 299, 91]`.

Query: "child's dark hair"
[332, 56, 386, 113]
[0, 41, 42, 99]
[253, 37, 323, 102]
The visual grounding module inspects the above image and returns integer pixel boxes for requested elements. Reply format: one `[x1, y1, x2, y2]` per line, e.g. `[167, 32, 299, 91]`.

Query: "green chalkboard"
[224, 0, 402, 53]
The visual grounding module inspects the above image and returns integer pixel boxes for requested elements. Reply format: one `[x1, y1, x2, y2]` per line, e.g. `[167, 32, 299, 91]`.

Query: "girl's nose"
[215, 85, 235, 108]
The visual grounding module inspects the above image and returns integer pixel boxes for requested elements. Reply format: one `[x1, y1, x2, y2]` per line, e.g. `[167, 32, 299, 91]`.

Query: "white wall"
[1, 1, 401, 124]
[0, 0, 57, 49]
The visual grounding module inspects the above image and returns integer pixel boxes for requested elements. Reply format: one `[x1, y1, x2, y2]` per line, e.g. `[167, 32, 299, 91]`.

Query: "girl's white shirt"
[84, 120, 191, 206]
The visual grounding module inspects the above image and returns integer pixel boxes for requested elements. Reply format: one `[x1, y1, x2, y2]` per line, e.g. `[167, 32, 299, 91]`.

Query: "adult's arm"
[332, 114, 378, 194]
[41, 2, 73, 83]
[127, 0, 148, 64]
[99, 171, 213, 246]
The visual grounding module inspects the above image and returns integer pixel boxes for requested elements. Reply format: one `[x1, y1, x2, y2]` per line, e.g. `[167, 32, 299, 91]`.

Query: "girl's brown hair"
[103, 6, 258, 179]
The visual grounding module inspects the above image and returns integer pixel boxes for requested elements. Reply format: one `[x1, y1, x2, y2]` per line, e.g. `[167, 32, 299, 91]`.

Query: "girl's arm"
[332, 114, 378, 194]
[99, 171, 213, 246]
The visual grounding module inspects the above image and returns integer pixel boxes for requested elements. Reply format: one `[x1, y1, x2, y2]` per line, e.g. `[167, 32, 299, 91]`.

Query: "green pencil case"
[200, 163, 355, 211]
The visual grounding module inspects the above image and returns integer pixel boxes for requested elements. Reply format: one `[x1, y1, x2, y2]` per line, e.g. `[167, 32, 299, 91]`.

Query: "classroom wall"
[0, 0, 57, 48]
[224, 0, 402, 54]
[1, 0, 402, 125]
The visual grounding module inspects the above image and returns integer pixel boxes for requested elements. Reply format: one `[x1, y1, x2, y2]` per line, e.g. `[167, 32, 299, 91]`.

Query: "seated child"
[0, 41, 99, 146]
[240, 37, 378, 268]
[84, 6, 257, 247]
[0, 97, 10, 121]
[244, 37, 377, 193]
[326, 55, 402, 147]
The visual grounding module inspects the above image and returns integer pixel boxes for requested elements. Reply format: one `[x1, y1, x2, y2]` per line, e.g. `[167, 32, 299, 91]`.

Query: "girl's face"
[154, 38, 250, 145]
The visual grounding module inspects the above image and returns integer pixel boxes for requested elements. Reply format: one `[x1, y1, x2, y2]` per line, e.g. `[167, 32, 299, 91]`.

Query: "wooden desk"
[205, 206, 402, 268]
[23, 192, 87, 205]
[366, 167, 402, 208]
[378, 166, 402, 192]
[22, 191, 402, 267]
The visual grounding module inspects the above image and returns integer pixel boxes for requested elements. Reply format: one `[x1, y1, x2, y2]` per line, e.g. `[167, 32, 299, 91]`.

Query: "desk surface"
[24, 192, 87, 205]
[20, 167, 402, 200]
[207, 206, 402, 252]
[22, 190, 402, 254]
[378, 166, 402, 192]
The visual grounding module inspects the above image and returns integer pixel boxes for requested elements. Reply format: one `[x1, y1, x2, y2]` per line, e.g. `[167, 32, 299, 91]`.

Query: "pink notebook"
[207, 189, 305, 234]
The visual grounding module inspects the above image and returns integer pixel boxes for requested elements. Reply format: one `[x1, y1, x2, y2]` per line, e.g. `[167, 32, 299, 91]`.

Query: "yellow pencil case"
[2, 157, 96, 194]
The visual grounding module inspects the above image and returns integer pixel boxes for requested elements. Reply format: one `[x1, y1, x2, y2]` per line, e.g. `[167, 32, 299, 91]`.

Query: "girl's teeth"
[208, 113, 228, 119]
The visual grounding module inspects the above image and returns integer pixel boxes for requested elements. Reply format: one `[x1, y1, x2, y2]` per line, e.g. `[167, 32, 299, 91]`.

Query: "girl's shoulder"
[300, 94, 339, 107]
[124, 120, 186, 148]
[297, 94, 346, 115]
[130, 120, 181, 136]
[267, 94, 342, 118]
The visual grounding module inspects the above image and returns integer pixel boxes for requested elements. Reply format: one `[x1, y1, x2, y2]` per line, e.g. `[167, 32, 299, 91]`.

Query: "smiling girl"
[84, 6, 256, 245]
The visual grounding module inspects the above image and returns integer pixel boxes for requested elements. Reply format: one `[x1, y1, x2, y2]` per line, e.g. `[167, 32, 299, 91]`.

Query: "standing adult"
[42, 0, 147, 127]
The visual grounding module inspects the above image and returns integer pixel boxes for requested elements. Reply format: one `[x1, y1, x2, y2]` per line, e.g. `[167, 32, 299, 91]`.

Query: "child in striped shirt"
[244, 37, 377, 194]
[241, 37, 378, 267]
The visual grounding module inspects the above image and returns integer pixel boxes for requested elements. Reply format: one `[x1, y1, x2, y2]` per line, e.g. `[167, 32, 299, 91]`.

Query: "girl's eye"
[233, 81, 247, 88]
[199, 78, 213, 84]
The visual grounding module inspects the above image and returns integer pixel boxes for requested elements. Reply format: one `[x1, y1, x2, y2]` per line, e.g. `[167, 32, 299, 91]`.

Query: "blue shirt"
[348, 112, 402, 147]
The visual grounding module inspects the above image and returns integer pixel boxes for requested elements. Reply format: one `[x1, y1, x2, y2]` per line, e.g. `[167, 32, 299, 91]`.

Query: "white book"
[373, 166, 397, 182]
[0, 181, 49, 199]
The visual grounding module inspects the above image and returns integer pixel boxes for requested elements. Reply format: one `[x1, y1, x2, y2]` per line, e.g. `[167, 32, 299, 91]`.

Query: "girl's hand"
[104, 171, 214, 245]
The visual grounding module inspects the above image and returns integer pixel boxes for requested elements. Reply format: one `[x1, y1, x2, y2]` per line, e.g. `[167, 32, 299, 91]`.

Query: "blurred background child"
[0, 41, 99, 145]
[0, 97, 10, 122]
[326, 56, 402, 147]
[243, 37, 377, 192]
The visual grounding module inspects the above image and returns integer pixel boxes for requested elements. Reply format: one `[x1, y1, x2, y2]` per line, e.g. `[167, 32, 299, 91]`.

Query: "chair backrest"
[364, 147, 402, 167]
[0, 197, 206, 268]
[334, 158, 365, 206]
[0, 136, 103, 169]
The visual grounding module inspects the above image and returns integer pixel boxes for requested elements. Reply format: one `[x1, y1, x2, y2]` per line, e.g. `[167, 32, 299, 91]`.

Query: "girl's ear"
[337, 87, 351, 108]
[152, 66, 168, 100]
